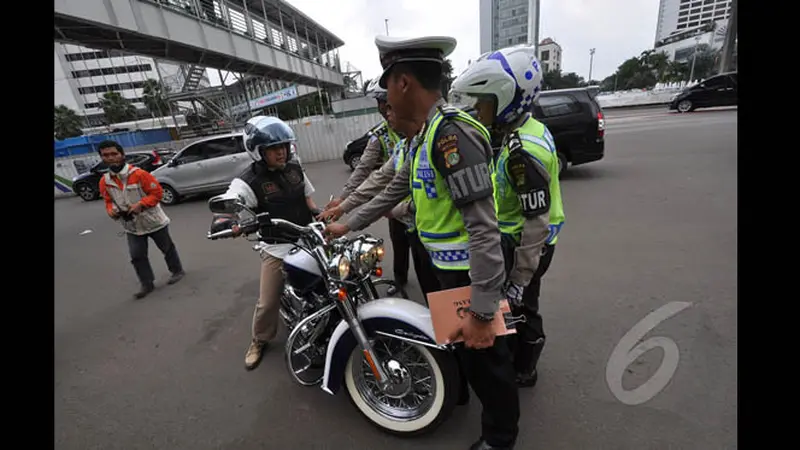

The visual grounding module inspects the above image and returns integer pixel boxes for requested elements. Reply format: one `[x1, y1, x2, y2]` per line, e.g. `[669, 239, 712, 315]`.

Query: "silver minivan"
[152, 132, 300, 205]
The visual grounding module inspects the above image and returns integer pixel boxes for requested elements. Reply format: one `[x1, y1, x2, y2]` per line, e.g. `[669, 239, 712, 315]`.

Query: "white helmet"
[242, 115, 296, 164]
[449, 45, 544, 125]
[365, 78, 387, 102]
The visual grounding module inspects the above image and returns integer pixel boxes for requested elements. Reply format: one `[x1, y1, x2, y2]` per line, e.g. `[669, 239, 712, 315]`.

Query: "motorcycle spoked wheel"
[284, 310, 332, 386]
[343, 335, 460, 436]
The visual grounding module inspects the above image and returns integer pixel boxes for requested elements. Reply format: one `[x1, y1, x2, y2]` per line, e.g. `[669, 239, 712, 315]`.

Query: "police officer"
[324, 35, 519, 450]
[219, 116, 321, 371]
[318, 105, 441, 298]
[325, 79, 410, 294]
[449, 45, 565, 388]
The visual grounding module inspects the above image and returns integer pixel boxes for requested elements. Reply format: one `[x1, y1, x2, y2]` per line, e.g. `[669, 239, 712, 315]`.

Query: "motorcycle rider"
[220, 115, 321, 371]
[318, 104, 441, 298]
[324, 35, 519, 450]
[325, 79, 410, 294]
[449, 45, 565, 388]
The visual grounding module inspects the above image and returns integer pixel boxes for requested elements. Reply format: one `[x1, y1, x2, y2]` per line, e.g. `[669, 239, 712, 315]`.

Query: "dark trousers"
[434, 268, 520, 448]
[407, 230, 441, 300]
[126, 225, 183, 287]
[502, 238, 556, 375]
[388, 218, 410, 284]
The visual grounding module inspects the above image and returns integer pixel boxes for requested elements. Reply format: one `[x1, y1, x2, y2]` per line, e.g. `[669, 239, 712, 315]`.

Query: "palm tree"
[100, 91, 137, 124]
[54, 105, 85, 140]
[142, 79, 171, 117]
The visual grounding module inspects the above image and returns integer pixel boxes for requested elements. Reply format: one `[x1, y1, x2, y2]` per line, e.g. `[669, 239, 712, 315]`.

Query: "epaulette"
[368, 122, 387, 137]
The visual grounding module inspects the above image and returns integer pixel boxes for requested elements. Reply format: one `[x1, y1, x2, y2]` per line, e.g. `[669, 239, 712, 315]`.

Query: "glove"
[503, 280, 525, 308]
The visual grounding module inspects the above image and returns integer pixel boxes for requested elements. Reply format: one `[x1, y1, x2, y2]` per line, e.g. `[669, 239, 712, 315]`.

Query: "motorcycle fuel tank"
[283, 247, 324, 293]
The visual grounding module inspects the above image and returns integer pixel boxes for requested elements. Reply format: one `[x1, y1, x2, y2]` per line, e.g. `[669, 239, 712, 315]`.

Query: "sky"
[208, 0, 660, 87]
[293, 0, 659, 82]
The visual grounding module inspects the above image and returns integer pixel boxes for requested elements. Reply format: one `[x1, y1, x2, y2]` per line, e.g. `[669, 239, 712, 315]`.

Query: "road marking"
[605, 301, 693, 406]
[606, 117, 736, 134]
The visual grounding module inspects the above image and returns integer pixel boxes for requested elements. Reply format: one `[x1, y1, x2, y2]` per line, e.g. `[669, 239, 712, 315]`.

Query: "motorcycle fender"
[320, 297, 443, 395]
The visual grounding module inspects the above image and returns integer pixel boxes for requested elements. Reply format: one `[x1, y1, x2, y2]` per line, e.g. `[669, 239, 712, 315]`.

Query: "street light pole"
[689, 36, 700, 83]
[588, 48, 596, 83]
[385, 19, 389, 36]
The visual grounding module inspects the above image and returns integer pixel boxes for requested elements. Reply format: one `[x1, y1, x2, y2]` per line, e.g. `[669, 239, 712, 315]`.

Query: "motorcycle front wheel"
[343, 335, 460, 436]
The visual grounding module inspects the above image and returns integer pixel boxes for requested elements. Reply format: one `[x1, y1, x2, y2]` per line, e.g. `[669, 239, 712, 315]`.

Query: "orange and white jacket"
[98, 163, 170, 235]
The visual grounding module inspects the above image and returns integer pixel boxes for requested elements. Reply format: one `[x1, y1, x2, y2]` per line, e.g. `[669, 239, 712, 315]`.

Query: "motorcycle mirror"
[208, 194, 243, 214]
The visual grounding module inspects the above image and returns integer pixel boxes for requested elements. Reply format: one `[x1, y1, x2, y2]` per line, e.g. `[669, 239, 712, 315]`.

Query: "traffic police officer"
[324, 35, 519, 450]
[326, 79, 410, 293]
[449, 45, 565, 388]
[318, 107, 441, 298]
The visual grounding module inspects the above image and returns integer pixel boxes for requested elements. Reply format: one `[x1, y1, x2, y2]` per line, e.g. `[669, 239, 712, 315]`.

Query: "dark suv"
[341, 87, 605, 176]
[71, 149, 175, 201]
[530, 87, 605, 176]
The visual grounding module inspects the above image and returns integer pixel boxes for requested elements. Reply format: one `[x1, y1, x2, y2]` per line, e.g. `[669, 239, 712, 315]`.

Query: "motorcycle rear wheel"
[343, 336, 460, 436]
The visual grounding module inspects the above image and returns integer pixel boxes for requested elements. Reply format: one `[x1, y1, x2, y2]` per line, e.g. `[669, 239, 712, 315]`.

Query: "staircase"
[182, 65, 207, 92]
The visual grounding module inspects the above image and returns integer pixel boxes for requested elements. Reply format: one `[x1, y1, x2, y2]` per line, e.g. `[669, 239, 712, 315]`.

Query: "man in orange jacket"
[98, 140, 185, 299]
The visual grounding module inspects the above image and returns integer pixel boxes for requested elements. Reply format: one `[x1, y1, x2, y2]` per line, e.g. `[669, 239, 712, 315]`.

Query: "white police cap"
[375, 35, 457, 88]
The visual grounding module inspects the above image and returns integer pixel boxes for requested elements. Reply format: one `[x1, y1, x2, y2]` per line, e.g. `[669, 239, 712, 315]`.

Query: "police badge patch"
[284, 169, 302, 185]
[444, 149, 461, 168]
[262, 182, 279, 194]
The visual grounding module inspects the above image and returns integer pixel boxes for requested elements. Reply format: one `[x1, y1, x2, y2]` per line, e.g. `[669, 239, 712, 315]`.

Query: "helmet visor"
[449, 90, 486, 114]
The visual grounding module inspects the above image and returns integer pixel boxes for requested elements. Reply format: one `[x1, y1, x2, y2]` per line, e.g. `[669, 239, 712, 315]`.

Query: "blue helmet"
[242, 116, 296, 163]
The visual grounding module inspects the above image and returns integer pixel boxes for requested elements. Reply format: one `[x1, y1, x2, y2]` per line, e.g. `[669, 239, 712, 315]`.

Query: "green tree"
[141, 79, 172, 117]
[541, 70, 585, 90]
[54, 105, 85, 140]
[100, 91, 137, 124]
[441, 58, 455, 98]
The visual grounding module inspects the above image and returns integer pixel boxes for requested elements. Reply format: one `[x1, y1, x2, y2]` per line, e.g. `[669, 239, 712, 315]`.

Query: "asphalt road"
[55, 106, 737, 450]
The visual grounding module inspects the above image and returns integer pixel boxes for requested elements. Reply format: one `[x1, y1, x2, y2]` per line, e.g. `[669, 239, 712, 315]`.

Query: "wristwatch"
[469, 309, 495, 322]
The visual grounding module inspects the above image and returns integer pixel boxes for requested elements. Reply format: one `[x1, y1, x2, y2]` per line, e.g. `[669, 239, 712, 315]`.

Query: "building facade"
[54, 42, 206, 126]
[479, 0, 541, 54]
[537, 38, 562, 73]
[655, 0, 732, 45]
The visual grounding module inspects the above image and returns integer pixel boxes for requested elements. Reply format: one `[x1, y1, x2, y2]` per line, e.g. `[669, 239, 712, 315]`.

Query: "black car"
[71, 149, 175, 201]
[342, 132, 372, 170]
[669, 71, 737, 113]
[341, 86, 605, 176]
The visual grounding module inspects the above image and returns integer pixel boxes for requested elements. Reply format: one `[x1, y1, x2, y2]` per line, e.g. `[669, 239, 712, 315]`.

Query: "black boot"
[469, 439, 513, 450]
[515, 337, 544, 388]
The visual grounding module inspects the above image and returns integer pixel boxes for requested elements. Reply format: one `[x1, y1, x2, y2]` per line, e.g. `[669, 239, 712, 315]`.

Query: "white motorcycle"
[207, 193, 462, 436]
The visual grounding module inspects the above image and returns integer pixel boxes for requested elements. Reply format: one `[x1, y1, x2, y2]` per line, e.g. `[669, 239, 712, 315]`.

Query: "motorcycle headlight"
[338, 256, 350, 279]
[353, 241, 384, 277]
[329, 254, 350, 280]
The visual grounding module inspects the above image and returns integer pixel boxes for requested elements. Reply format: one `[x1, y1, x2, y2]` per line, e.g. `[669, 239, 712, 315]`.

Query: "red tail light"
[597, 111, 605, 138]
[151, 150, 161, 165]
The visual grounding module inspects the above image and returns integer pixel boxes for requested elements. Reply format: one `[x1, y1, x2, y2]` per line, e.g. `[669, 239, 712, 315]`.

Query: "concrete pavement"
[55, 107, 737, 449]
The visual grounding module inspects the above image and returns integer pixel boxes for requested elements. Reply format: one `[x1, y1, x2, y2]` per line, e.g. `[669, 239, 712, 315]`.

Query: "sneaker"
[245, 340, 268, 371]
[167, 271, 185, 285]
[134, 283, 155, 299]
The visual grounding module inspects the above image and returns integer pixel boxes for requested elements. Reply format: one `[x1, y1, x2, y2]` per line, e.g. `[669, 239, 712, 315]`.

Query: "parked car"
[71, 149, 175, 202]
[151, 132, 300, 206]
[340, 86, 605, 176]
[669, 71, 737, 113]
[342, 132, 372, 170]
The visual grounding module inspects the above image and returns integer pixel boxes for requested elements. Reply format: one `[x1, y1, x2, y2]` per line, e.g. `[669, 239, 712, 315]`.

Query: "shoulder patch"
[436, 132, 461, 168]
